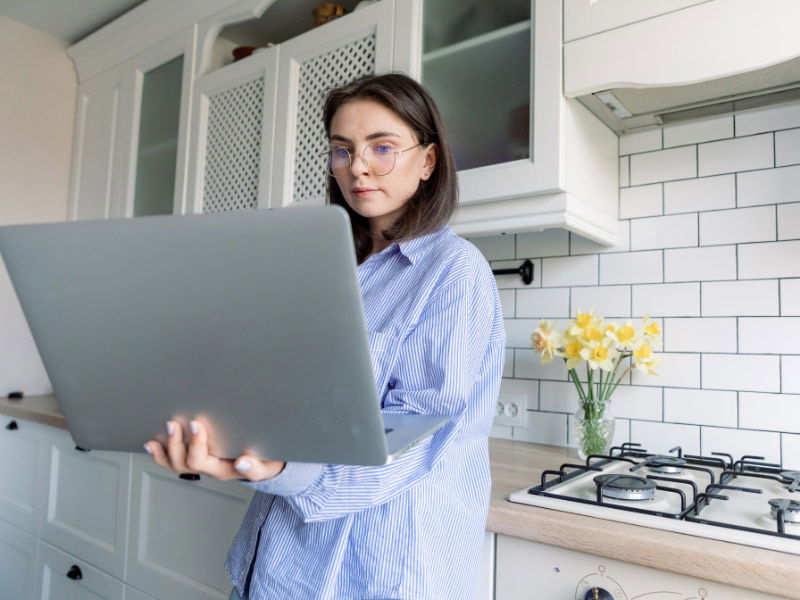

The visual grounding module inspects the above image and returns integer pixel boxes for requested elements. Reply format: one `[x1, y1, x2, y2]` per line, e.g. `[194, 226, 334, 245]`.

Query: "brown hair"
[322, 73, 458, 263]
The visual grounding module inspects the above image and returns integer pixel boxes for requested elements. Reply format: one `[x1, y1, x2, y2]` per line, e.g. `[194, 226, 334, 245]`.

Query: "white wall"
[476, 100, 800, 467]
[0, 16, 77, 395]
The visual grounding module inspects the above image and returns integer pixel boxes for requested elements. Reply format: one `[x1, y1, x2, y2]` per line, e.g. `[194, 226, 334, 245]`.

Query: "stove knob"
[584, 588, 613, 600]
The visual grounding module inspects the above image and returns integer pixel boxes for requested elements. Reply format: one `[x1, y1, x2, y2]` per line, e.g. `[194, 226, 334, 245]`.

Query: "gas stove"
[508, 442, 800, 556]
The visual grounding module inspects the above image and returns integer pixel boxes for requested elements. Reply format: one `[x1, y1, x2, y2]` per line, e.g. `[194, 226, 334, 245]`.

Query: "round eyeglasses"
[322, 142, 422, 177]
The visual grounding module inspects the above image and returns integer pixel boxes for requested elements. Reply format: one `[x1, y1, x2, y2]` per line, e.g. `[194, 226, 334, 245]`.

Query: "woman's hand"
[144, 420, 285, 482]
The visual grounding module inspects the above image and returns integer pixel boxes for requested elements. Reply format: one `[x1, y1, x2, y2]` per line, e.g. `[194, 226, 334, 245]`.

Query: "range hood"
[577, 56, 800, 134]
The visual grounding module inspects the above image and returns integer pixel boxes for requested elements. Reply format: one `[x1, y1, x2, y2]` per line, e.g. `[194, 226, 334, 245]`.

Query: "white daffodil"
[531, 319, 561, 364]
[580, 339, 618, 372]
[633, 342, 659, 376]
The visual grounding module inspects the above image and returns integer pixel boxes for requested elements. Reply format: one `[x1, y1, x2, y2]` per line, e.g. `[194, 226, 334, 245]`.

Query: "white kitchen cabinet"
[39, 428, 132, 580]
[35, 540, 124, 600]
[0, 518, 38, 600]
[564, 0, 800, 97]
[473, 531, 495, 600]
[125, 454, 253, 600]
[124, 585, 157, 600]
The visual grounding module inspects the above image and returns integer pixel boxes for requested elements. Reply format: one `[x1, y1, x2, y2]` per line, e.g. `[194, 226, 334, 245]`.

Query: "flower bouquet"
[532, 310, 661, 458]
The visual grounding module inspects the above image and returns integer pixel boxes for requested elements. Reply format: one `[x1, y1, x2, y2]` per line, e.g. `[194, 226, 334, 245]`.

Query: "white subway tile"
[739, 317, 800, 354]
[701, 427, 780, 463]
[514, 348, 569, 382]
[698, 134, 773, 176]
[699, 205, 776, 246]
[469, 234, 515, 261]
[499, 289, 515, 318]
[541, 255, 598, 287]
[493, 258, 542, 289]
[665, 245, 736, 282]
[783, 433, 800, 468]
[778, 202, 800, 240]
[504, 318, 539, 348]
[630, 421, 700, 454]
[776, 127, 800, 167]
[631, 213, 697, 251]
[516, 229, 569, 258]
[571, 285, 630, 318]
[632, 282, 700, 317]
[664, 115, 733, 147]
[630, 146, 697, 185]
[620, 127, 661, 155]
[571, 220, 631, 255]
[490, 424, 513, 440]
[741, 392, 800, 434]
[540, 380, 580, 413]
[664, 318, 737, 353]
[512, 410, 568, 445]
[500, 377, 540, 410]
[503, 349, 513, 378]
[631, 352, 700, 388]
[608, 385, 662, 421]
[664, 388, 737, 427]
[702, 354, 780, 392]
[739, 240, 800, 279]
[664, 175, 735, 214]
[516, 287, 570, 319]
[736, 102, 800, 136]
[600, 251, 662, 285]
[737, 164, 800, 207]
[620, 156, 630, 187]
[783, 356, 800, 393]
[620, 184, 662, 219]
[702, 280, 779, 316]
[782, 279, 800, 316]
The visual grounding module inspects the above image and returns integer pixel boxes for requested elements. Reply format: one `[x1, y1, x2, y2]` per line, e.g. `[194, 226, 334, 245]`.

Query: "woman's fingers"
[185, 420, 238, 480]
[165, 420, 189, 472]
[144, 440, 173, 471]
[233, 455, 286, 482]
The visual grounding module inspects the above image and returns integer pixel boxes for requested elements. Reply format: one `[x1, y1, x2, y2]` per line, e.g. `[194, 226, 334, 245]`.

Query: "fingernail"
[190, 420, 198, 435]
[235, 459, 252, 472]
[166, 421, 174, 436]
[143, 444, 152, 455]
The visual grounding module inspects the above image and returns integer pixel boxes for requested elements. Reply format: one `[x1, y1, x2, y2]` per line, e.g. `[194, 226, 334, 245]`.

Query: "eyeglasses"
[321, 142, 422, 177]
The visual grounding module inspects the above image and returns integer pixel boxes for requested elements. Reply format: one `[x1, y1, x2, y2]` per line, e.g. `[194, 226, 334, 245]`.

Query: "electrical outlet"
[494, 392, 527, 428]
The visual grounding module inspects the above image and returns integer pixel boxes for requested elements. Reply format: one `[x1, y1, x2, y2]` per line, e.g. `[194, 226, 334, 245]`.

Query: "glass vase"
[572, 405, 615, 460]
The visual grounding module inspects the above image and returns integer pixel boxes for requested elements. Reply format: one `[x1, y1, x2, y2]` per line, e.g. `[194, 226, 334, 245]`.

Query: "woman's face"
[328, 99, 437, 234]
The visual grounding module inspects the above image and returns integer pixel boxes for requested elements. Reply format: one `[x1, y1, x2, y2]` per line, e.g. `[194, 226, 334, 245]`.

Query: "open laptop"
[0, 206, 447, 466]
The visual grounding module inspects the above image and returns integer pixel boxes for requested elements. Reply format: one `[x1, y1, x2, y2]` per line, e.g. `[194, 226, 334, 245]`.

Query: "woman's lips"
[352, 187, 379, 197]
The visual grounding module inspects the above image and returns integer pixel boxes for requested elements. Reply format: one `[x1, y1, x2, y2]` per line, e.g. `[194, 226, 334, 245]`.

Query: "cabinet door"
[124, 585, 157, 600]
[126, 455, 253, 600]
[186, 45, 279, 214]
[473, 531, 495, 600]
[36, 540, 124, 600]
[39, 428, 131, 580]
[269, 0, 399, 208]
[0, 518, 38, 600]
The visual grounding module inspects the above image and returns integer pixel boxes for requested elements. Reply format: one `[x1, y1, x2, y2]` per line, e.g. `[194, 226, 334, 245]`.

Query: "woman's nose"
[350, 151, 370, 176]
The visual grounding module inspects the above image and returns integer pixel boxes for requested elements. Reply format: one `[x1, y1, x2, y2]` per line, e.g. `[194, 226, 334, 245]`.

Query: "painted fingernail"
[143, 444, 152, 455]
[190, 420, 198, 435]
[166, 421, 174, 436]
[235, 459, 252, 472]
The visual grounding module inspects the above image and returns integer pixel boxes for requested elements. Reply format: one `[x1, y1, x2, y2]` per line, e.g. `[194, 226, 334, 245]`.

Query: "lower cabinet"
[36, 540, 124, 600]
[0, 518, 38, 600]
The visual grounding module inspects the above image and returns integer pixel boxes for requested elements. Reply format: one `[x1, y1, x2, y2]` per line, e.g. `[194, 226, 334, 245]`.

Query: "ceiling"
[0, 0, 146, 45]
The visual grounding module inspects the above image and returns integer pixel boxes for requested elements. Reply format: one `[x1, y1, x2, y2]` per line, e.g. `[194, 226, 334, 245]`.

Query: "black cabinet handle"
[75, 446, 91, 452]
[66, 565, 83, 580]
[179, 473, 201, 481]
[6, 420, 18, 431]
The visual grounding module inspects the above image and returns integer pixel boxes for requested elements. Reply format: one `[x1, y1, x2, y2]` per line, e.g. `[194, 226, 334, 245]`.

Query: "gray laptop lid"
[0, 206, 445, 466]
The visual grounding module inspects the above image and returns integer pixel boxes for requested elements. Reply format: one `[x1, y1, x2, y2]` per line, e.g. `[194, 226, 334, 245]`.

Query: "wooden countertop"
[3, 396, 797, 598]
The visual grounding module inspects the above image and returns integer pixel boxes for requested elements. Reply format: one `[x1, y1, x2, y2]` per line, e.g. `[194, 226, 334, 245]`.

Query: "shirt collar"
[396, 225, 451, 265]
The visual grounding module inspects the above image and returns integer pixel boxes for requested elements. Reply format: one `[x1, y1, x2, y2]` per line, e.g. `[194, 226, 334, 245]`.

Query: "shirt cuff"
[241, 461, 324, 496]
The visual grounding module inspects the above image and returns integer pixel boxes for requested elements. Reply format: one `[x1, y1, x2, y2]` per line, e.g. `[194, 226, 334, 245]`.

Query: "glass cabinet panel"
[132, 55, 183, 216]
[422, 0, 531, 171]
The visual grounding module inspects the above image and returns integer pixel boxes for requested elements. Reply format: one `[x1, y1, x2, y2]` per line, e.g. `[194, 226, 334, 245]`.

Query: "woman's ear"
[420, 144, 438, 180]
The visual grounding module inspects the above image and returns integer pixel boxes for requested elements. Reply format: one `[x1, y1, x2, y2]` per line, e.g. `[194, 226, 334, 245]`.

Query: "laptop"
[0, 206, 447, 466]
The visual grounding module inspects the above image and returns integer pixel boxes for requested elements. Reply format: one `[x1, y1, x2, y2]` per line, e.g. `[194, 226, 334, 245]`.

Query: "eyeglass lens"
[328, 143, 399, 176]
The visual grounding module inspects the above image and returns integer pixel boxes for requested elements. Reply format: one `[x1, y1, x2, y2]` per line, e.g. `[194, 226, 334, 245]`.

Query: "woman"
[145, 73, 505, 599]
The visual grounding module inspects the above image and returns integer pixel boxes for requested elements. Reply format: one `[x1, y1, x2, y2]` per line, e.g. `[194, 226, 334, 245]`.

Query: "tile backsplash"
[473, 100, 800, 465]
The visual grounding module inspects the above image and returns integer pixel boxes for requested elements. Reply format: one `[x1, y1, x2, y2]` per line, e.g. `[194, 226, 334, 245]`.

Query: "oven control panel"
[495, 536, 782, 600]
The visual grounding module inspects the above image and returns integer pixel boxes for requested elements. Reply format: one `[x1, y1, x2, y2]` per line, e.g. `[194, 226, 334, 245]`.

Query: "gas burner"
[647, 456, 686, 474]
[769, 498, 800, 523]
[780, 470, 800, 492]
[594, 474, 656, 501]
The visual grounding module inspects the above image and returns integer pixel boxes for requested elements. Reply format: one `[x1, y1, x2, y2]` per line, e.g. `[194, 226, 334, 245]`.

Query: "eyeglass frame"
[320, 142, 425, 177]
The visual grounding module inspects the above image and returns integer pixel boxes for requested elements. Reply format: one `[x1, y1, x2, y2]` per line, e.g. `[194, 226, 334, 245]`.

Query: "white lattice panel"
[203, 77, 264, 213]
[293, 35, 376, 204]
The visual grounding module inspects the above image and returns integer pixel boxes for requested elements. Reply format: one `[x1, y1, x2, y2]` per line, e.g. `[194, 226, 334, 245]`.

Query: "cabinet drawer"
[0, 517, 38, 600]
[36, 540, 124, 600]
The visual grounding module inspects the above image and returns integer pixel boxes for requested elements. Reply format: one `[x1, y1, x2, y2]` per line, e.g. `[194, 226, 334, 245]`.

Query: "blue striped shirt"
[225, 225, 505, 600]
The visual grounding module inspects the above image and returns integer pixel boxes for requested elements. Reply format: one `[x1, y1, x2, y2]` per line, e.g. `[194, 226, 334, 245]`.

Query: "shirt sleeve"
[243, 267, 500, 522]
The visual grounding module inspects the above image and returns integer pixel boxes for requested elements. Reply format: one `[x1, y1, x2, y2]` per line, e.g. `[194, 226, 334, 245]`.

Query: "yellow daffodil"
[569, 309, 599, 338]
[642, 317, 663, 346]
[562, 338, 585, 370]
[633, 342, 659, 375]
[531, 320, 561, 364]
[580, 340, 618, 371]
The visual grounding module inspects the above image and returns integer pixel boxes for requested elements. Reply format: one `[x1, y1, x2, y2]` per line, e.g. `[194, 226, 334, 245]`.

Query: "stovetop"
[508, 442, 800, 555]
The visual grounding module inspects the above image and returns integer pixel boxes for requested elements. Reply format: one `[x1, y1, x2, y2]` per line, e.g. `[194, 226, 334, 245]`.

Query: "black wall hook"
[492, 259, 534, 285]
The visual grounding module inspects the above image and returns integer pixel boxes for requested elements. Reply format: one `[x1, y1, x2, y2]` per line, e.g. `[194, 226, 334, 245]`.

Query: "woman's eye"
[331, 147, 350, 160]
[372, 144, 392, 155]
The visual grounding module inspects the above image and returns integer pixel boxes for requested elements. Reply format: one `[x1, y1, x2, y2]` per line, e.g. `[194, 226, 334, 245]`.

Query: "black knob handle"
[66, 565, 83, 580]
[6, 420, 18, 431]
[179, 473, 201, 481]
[584, 587, 613, 600]
[75, 446, 91, 452]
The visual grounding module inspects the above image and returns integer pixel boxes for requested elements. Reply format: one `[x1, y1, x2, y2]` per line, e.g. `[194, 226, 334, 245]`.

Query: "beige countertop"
[3, 396, 798, 598]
